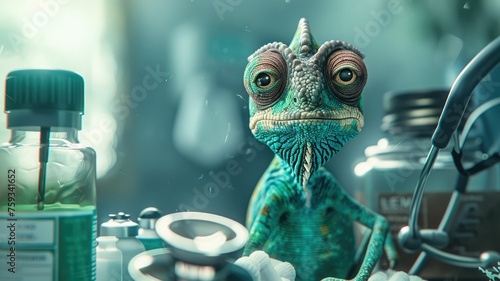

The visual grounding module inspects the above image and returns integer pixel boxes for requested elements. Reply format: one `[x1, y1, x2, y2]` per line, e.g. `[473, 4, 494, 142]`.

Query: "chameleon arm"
[358, 226, 399, 269]
[322, 187, 397, 281]
[352, 216, 388, 281]
[243, 191, 285, 256]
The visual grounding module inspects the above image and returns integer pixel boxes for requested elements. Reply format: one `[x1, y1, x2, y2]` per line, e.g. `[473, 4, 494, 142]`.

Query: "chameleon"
[242, 18, 397, 281]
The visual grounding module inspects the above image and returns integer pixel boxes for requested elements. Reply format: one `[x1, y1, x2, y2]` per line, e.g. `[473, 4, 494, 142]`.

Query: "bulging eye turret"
[244, 50, 287, 108]
[325, 50, 367, 106]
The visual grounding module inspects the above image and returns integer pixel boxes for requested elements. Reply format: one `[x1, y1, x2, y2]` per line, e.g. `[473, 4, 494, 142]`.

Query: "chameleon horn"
[289, 18, 319, 55]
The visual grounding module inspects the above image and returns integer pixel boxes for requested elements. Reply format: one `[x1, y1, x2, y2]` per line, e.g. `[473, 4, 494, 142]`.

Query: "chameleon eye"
[334, 68, 357, 85]
[255, 72, 275, 89]
[244, 50, 287, 108]
[326, 50, 367, 106]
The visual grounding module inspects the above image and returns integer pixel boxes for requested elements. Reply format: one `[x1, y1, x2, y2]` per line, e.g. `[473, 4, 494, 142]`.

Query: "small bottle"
[0, 70, 97, 280]
[100, 212, 146, 281]
[137, 207, 165, 250]
[96, 236, 122, 281]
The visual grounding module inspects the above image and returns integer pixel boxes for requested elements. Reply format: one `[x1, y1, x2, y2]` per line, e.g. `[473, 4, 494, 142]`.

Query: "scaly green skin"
[242, 18, 397, 281]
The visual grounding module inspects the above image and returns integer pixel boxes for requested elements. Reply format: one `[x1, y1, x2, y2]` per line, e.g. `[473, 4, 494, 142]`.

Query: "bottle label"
[377, 191, 500, 279]
[0, 207, 96, 281]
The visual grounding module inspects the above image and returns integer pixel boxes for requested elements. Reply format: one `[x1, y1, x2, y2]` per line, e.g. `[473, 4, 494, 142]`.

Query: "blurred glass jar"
[356, 89, 500, 280]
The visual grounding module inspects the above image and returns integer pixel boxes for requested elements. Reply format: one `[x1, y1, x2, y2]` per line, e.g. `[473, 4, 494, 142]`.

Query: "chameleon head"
[243, 18, 367, 198]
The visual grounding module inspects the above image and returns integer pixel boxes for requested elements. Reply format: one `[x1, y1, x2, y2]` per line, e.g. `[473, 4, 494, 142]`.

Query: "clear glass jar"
[0, 70, 97, 281]
[356, 90, 500, 280]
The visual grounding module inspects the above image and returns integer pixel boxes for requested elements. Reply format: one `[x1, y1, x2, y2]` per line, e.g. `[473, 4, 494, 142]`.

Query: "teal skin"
[243, 18, 397, 281]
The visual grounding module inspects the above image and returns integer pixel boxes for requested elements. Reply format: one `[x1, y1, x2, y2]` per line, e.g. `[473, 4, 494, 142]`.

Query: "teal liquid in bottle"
[0, 70, 97, 280]
[137, 207, 165, 250]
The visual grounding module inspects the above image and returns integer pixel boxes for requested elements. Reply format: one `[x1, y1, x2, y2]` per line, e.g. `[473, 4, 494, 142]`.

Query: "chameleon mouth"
[250, 115, 363, 133]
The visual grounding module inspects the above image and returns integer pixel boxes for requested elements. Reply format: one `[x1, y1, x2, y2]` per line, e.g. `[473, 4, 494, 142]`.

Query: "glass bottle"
[0, 69, 97, 280]
[96, 236, 122, 281]
[100, 212, 145, 281]
[356, 89, 500, 280]
[137, 207, 165, 250]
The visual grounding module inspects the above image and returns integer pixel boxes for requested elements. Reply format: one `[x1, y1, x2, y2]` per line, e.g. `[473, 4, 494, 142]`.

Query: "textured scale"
[243, 18, 397, 281]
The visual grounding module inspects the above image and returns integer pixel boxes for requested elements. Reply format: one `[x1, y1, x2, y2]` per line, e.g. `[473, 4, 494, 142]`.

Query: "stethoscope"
[398, 35, 500, 273]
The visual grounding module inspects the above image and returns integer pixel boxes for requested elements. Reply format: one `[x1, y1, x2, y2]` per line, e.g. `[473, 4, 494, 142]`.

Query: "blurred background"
[0, 0, 499, 228]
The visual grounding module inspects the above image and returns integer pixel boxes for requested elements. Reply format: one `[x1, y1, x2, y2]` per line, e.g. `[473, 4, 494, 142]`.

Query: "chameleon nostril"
[293, 97, 298, 103]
